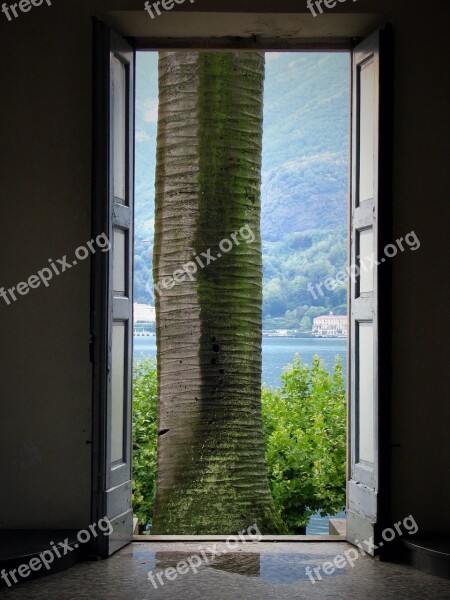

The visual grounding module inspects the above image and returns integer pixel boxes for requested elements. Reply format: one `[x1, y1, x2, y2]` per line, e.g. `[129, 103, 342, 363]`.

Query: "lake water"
[133, 334, 347, 534]
[134, 335, 347, 388]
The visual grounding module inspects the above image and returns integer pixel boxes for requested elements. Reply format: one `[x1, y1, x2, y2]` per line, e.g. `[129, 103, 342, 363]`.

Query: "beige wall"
[0, 0, 448, 531]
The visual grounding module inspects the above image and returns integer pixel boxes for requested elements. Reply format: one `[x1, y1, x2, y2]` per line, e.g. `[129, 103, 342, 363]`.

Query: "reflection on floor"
[2, 541, 450, 599]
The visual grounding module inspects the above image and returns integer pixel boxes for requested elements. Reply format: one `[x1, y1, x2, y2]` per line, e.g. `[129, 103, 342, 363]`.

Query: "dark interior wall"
[0, 0, 448, 530]
[384, 2, 450, 531]
[0, 3, 96, 528]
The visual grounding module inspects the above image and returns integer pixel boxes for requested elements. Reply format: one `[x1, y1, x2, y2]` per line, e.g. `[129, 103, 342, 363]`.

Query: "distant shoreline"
[133, 331, 347, 339]
[262, 332, 347, 339]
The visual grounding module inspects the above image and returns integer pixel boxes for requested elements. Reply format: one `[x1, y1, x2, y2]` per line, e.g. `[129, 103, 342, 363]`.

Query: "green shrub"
[261, 355, 346, 532]
[132, 358, 158, 529]
[132, 354, 346, 532]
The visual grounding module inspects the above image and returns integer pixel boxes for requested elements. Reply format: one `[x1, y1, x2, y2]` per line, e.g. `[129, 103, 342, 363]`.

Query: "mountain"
[134, 52, 350, 331]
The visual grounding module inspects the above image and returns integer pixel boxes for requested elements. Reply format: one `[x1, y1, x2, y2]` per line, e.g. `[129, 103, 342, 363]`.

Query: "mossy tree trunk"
[152, 51, 278, 534]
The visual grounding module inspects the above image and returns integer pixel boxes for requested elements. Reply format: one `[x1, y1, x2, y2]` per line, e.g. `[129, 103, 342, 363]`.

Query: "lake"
[134, 335, 347, 388]
[133, 334, 347, 534]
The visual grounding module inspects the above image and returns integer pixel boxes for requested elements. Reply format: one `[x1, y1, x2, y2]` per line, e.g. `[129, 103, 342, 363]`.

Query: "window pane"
[113, 229, 126, 294]
[112, 56, 127, 203]
[358, 322, 374, 463]
[358, 228, 374, 294]
[111, 323, 126, 463]
[358, 59, 375, 204]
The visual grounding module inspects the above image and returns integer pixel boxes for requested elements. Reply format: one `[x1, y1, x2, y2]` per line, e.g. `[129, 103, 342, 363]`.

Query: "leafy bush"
[261, 355, 346, 532]
[132, 358, 158, 529]
[132, 355, 346, 532]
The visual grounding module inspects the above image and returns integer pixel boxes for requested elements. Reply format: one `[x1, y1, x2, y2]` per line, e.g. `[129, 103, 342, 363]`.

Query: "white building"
[312, 314, 348, 338]
[133, 303, 156, 324]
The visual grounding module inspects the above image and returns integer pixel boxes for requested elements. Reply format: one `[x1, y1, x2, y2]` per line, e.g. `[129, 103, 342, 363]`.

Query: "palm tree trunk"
[152, 51, 278, 534]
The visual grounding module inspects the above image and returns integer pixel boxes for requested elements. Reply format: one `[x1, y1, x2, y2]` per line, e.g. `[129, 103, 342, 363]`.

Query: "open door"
[91, 20, 135, 556]
[347, 26, 393, 553]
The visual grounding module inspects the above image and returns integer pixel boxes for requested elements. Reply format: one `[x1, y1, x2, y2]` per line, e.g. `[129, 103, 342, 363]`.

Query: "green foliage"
[262, 229, 348, 331]
[132, 359, 158, 528]
[132, 356, 346, 533]
[261, 355, 346, 532]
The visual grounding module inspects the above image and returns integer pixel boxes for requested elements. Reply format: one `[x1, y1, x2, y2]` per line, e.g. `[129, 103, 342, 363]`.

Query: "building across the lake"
[133, 303, 156, 324]
[264, 329, 291, 337]
[312, 314, 348, 338]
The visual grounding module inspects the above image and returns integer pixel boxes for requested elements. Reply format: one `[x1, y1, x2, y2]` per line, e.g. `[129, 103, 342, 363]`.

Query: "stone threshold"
[133, 534, 346, 542]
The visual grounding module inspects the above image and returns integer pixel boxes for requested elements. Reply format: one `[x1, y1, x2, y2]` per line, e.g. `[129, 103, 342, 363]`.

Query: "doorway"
[131, 49, 350, 537]
[91, 20, 392, 556]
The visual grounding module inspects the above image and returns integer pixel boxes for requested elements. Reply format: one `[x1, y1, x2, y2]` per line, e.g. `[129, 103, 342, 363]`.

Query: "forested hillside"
[134, 52, 350, 332]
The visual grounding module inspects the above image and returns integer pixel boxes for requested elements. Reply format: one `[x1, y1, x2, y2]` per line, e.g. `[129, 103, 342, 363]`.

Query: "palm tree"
[152, 51, 278, 534]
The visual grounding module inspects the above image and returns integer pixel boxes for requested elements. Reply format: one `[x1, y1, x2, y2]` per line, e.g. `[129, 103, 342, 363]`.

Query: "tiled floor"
[1, 541, 450, 599]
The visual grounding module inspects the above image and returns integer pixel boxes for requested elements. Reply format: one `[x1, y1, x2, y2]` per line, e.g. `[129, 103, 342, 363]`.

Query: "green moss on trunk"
[152, 51, 280, 534]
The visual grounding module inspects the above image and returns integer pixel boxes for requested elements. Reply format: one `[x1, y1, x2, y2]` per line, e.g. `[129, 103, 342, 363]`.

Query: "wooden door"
[348, 25, 393, 554]
[91, 20, 135, 556]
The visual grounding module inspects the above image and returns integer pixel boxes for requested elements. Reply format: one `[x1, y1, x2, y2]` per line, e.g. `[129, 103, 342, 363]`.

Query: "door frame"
[91, 25, 393, 549]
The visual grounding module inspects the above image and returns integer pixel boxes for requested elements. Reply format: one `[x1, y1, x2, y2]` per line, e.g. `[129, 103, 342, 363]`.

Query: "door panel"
[348, 26, 393, 553]
[91, 20, 135, 557]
